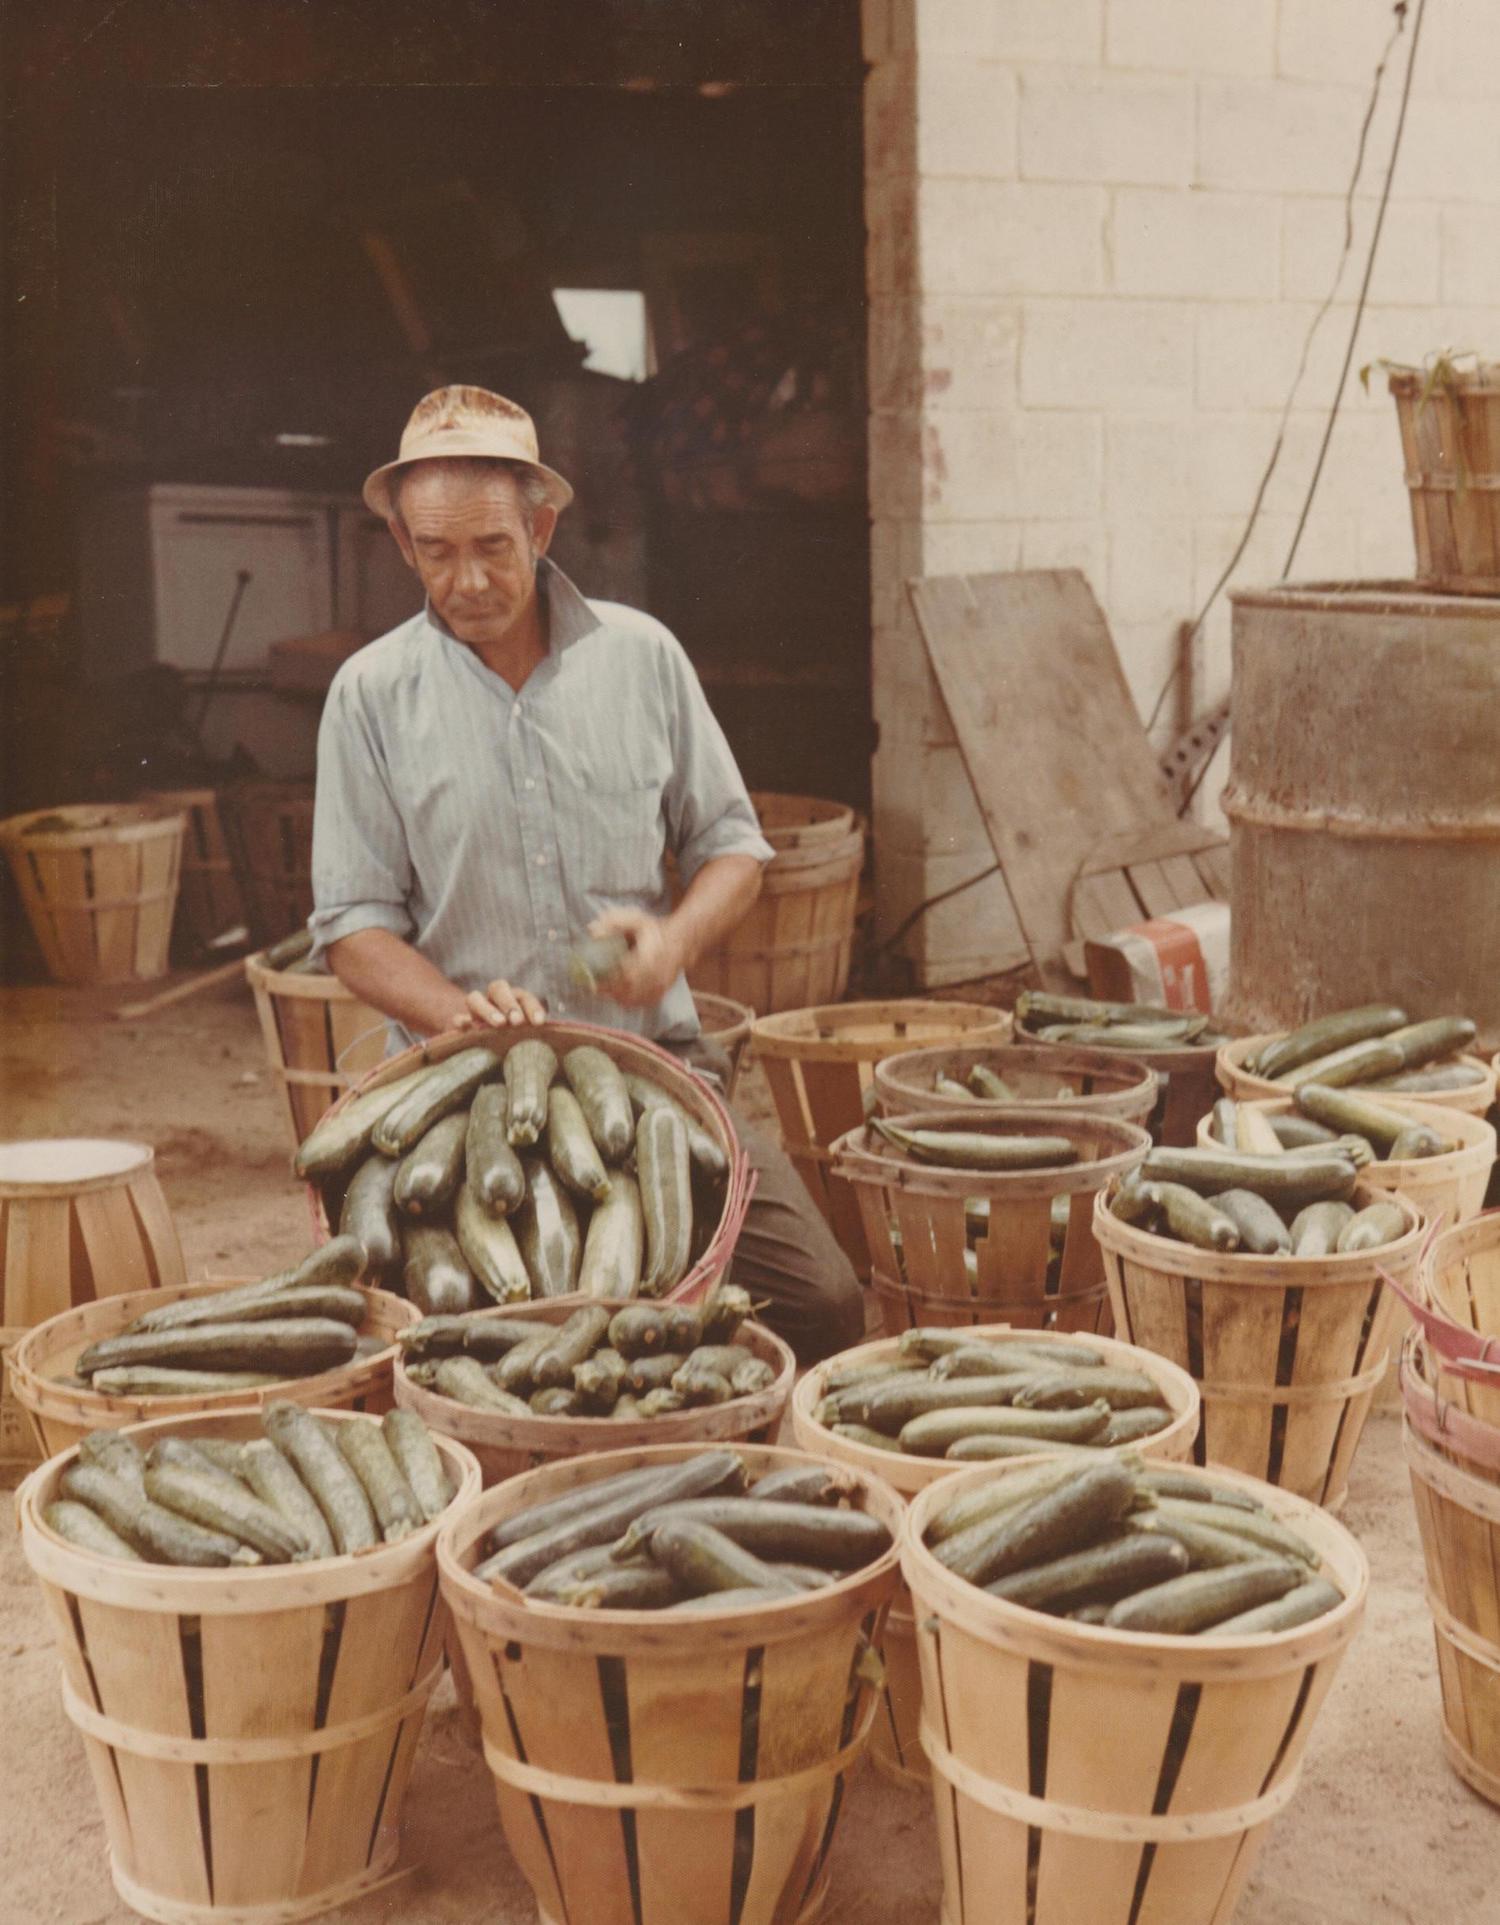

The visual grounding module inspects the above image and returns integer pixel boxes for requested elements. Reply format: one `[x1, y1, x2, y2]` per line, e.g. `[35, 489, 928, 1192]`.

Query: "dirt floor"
[2, 977, 1498, 1923]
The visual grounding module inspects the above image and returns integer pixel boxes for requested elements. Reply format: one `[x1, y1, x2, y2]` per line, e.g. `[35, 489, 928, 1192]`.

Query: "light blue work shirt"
[309, 559, 772, 1049]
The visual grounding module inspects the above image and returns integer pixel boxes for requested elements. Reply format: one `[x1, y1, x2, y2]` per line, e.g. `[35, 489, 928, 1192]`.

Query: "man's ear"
[388, 515, 417, 572]
[531, 504, 559, 560]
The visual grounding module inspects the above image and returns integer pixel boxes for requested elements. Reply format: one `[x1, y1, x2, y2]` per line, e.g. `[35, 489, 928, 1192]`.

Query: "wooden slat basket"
[687, 792, 864, 1014]
[833, 1108, 1151, 1339]
[8, 1278, 417, 1459]
[752, 1000, 1012, 1276]
[1028, 1029, 1223, 1148]
[902, 1457, 1367, 1925]
[1216, 1033, 1497, 1117]
[790, 1325, 1199, 1789]
[437, 1441, 904, 1925]
[395, 1298, 795, 1488]
[1421, 1211, 1500, 1430]
[1, 1139, 186, 1479]
[245, 950, 389, 1153]
[692, 989, 755, 1100]
[18, 1406, 481, 1924]
[1389, 362, 1500, 594]
[222, 779, 316, 948]
[142, 786, 245, 950]
[0, 802, 186, 985]
[874, 1041, 1157, 1129]
[1096, 1181, 1425, 1509]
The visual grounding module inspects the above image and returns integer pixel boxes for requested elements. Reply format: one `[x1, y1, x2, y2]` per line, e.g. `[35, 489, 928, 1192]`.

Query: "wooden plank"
[1129, 861, 1184, 918]
[911, 570, 1182, 983]
[74, 1187, 152, 1303]
[1193, 842, 1234, 902]
[1157, 853, 1210, 905]
[1073, 871, 1145, 942]
[4, 1195, 72, 1326]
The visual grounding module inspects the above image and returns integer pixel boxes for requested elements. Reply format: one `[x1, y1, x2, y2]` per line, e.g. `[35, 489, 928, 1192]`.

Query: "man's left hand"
[587, 909, 685, 1009]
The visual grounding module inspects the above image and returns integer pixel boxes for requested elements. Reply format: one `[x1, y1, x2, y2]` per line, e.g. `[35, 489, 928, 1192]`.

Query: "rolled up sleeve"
[659, 641, 774, 886]
[308, 673, 415, 964]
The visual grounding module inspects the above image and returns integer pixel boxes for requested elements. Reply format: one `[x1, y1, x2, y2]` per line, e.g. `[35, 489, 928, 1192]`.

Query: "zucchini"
[262, 928, 314, 970]
[79, 1428, 146, 1489]
[1136, 1468, 1262, 1512]
[399, 1312, 551, 1360]
[1099, 1406, 1171, 1444]
[1208, 1188, 1291, 1256]
[532, 1305, 613, 1389]
[614, 1498, 889, 1568]
[1284, 1131, 1375, 1170]
[573, 1348, 627, 1411]
[1268, 1114, 1338, 1150]
[639, 1388, 686, 1417]
[455, 1181, 533, 1304]
[931, 1345, 1025, 1381]
[624, 1351, 688, 1394]
[872, 1119, 1077, 1171]
[1289, 1200, 1356, 1257]
[1337, 1199, 1408, 1254]
[1389, 1123, 1452, 1161]
[488, 1463, 676, 1551]
[929, 1458, 1137, 1586]
[129, 1238, 367, 1334]
[464, 1084, 526, 1215]
[1127, 1512, 1263, 1569]
[1275, 1037, 1405, 1089]
[1293, 1084, 1411, 1152]
[1105, 1559, 1302, 1633]
[625, 1073, 729, 1181]
[547, 1086, 611, 1201]
[144, 1463, 307, 1562]
[433, 1357, 532, 1414]
[44, 1499, 143, 1561]
[1251, 1005, 1406, 1081]
[402, 1224, 480, 1315]
[899, 1399, 1113, 1457]
[504, 1038, 558, 1148]
[1012, 1367, 1161, 1411]
[579, 1173, 645, 1299]
[1153, 1182, 1241, 1251]
[697, 1287, 750, 1345]
[946, 1434, 1094, 1461]
[1384, 1015, 1476, 1070]
[928, 1458, 1085, 1543]
[671, 1359, 733, 1405]
[750, 1464, 849, 1506]
[1017, 991, 1180, 1029]
[1367, 1064, 1480, 1094]
[263, 1404, 378, 1554]
[1234, 1106, 1284, 1157]
[636, 1106, 693, 1297]
[1141, 1146, 1357, 1209]
[382, 1409, 453, 1521]
[562, 1564, 684, 1610]
[1153, 1498, 1319, 1565]
[1054, 1019, 1205, 1049]
[373, 1046, 502, 1157]
[77, 1317, 358, 1379]
[562, 1046, 635, 1163]
[987, 1533, 1190, 1612]
[239, 1438, 336, 1558]
[831, 1422, 908, 1453]
[89, 1366, 283, 1396]
[1203, 1576, 1343, 1636]
[608, 1303, 672, 1359]
[1211, 1098, 1240, 1151]
[515, 1157, 583, 1298]
[968, 1063, 1014, 1100]
[394, 1110, 469, 1218]
[336, 1421, 425, 1542]
[293, 1067, 427, 1179]
[339, 1153, 403, 1280]
[494, 1330, 555, 1395]
[849, 1373, 1030, 1433]
[146, 1436, 250, 1491]
[934, 1073, 977, 1101]
[730, 1356, 776, 1397]
[644, 1519, 798, 1598]
[60, 1462, 256, 1566]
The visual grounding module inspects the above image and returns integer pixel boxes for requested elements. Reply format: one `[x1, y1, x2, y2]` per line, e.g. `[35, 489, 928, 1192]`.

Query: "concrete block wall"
[865, 0, 1500, 985]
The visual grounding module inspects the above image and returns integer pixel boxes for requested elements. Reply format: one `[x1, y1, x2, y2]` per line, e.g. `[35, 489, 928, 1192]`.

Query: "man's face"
[392, 467, 557, 648]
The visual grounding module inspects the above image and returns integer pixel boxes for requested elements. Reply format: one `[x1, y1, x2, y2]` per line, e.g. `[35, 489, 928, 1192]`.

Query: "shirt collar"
[422, 556, 602, 661]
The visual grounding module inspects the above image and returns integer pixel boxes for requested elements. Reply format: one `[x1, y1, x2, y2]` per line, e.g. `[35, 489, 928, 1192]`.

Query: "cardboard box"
[1085, 900, 1230, 1014]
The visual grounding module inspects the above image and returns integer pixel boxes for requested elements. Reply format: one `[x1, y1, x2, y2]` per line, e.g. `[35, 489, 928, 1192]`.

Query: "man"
[310, 385, 864, 1360]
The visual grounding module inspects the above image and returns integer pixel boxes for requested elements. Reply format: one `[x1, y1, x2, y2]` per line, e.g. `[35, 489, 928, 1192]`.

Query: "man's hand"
[587, 909, 685, 1009]
[457, 979, 548, 1029]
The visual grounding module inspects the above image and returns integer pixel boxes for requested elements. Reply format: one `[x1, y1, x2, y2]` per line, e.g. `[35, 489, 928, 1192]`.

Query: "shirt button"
[513, 700, 523, 716]
[547, 928, 559, 941]
[534, 853, 547, 868]
[524, 778, 536, 790]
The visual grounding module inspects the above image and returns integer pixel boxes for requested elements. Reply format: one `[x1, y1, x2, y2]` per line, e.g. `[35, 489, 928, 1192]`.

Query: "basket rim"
[1020, 1025, 1223, 1069]
[751, 1000, 1012, 1061]
[901, 1455, 1368, 1669]
[1198, 1093, 1498, 1171]
[0, 1136, 156, 1194]
[244, 951, 363, 1000]
[18, 1404, 481, 1610]
[0, 801, 188, 847]
[1093, 1177, 1426, 1282]
[1399, 1329, 1500, 1473]
[834, 1106, 1152, 1197]
[1216, 1034, 1496, 1106]
[1424, 1208, 1500, 1333]
[436, 1438, 905, 1648]
[789, 1323, 1200, 1495]
[874, 1041, 1158, 1108]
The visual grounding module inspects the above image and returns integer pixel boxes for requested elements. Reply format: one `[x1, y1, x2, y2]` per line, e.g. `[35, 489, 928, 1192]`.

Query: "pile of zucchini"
[814, 1329, 1175, 1460]
[63, 1239, 378, 1395]
[1243, 1006, 1478, 1093]
[1212, 1088, 1462, 1167]
[1015, 991, 1229, 1053]
[401, 1285, 778, 1422]
[1111, 1143, 1407, 1257]
[44, 1405, 454, 1566]
[923, 1457, 1344, 1635]
[296, 1037, 728, 1312]
[475, 1447, 892, 1610]
[902, 1060, 1038, 1105]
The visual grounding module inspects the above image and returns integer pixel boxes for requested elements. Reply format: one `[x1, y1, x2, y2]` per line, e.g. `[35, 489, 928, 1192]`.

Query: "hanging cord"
[1145, 0, 1417, 741]
[875, 858, 1001, 957]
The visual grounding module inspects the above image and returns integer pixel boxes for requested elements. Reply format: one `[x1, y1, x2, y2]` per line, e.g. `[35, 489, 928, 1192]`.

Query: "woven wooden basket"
[18, 1407, 480, 1924]
[0, 801, 186, 984]
[1389, 363, 1500, 594]
[902, 1457, 1367, 1925]
[1096, 1181, 1425, 1509]
[8, 1278, 417, 1459]
[875, 1041, 1157, 1129]
[437, 1440, 904, 1925]
[1421, 1212, 1500, 1430]
[790, 1325, 1199, 1789]
[142, 786, 245, 949]
[245, 950, 389, 1152]
[1216, 1033, 1497, 1116]
[833, 1108, 1151, 1339]
[1024, 1028, 1223, 1148]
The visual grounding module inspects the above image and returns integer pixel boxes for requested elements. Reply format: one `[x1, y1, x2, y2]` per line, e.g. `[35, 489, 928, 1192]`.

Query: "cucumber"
[455, 1181, 533, 1304]
[1126, 1512, 1264, 1569]
[1048, 1019, 1205, 1049]
[90, 1367, 285, 1396]
[1152, 1182, 1241, 1251]
[547, 1086, 611, 1201]
[639, 1388, 685, 1417]
[561, 1565, 684, 1610]
[579, 1174, 645, 1300]
[1293, 1084, 1412, 1151]
[494, 1331, 554, 1395]
[1234, 1106, 1284, 1157]
[636, 1106, 693, 1297]
[612, 1393, 644, 1420]
[1137, 1468, 1262, 1512]
[1141, 1147, 1357, 1209]
[515, 1157, 583, 1297]
[293, 1067, 428, 1179]
[533, 1305, 613, 1389]
[214, 1286, 369, 1327]
[433, 1357, 532, 1414]
[524, 1542, 643, 1599]
[336, 1421, 425, 1542]
[1389, 1123, 1452, 1161]
[968, 1063, 1014, 1100]
[849, 1374, 1029, 1433]
[946, 1435, 1095, 1461]
[928, 1459, 1085, 1543]
[568, 932, 630, 992]
[402, 1224, 480, 1316]
[750, 1464, 850, 1506]
[146, 1436, 251, 1491]
[1284, 1132, 1375, 1170]
[44, 1499, 143, 1561]
[626, 1074, 730, 1181]
[373, 1047, 502, 1157]
[1268, 1114, 1338, 1150]
[900, 1399, 1112, 1457]
[1337, 1199, 1409, 1254]
[872, 1119, 1077, 1171]
[772, 1563, 838, 1591]
[61, 1462, 256, 1566]
[262, 927, 314, 970]
[128, 1238, 367, 1334]
[488, 1464, 674, 1551]
[831, 1422, 908, 1453]
[1153, 1498, 1319, 1565]
[613, 1498, 890, 1568]
[339, 1153, 403, 1280]
[78, 1317, 359, 1379]
[986, 1533, 1190, 1612]
[1208, 1189, 1292, 1255]
[1105, 1559, 1302, 1633]
[1203, 1576, 1343, 1636]
[1017, 991, 1181, 1029]
[930, 1345, 1024, 1381]
[504, 1039, 558, 1147]
[464, 1084, 526, 1215]
[240, 1438, 337, 1558]
[1384, 1015, 1477, 1070]
[562, 1046, 635, 1163]
[400, 1312, 551, 1360]
[144, 1463, 308, 1562]
[1013, 1367, 1161, 1411]
[644, 1519, 798, 1598]
[382, 1409, 453, 1521]
[1251, 1005, 1406, 1081]
[394, 1110, 469, 1218]
[1289, 1200, 1356, 1257]
[1211, 1099, 1240, 1151]
[929, 1458, 1137, 1586]
[1098, 1407, 1172, 1444]
[263, 1404, 378, 1554]
[1275, 1037, 1405, 1089]
[934, 1073, 977, 1101]
[1367, 1064, 1480, 1094]
[79, 1428, 147, 1489]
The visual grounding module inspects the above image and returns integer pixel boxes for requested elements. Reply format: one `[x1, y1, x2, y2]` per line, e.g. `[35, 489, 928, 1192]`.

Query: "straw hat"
[362, 386, 574, 519]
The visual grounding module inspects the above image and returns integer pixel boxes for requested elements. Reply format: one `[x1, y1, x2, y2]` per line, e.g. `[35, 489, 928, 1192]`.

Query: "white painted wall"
[865, 0, 1500, 984]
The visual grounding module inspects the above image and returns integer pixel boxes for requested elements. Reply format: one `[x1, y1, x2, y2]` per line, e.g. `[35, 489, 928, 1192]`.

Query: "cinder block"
[919, 520, 1025, 575]
[867, 409, 926, 520]
[865, 174, 919, 297]
[869, 516, 927, 631]
[876, 743, 993, 859]
[916, 60, 1018, 178]
[992, 0, 1104, 64]
[900, 0, 998, 55]
[876, 846, 1030, 982]
[916, 297, 1022, 412]
[1110, 188, 1280, 301]
[1109, 616, 1187, 730]
[1020, 70, 1195, 186]
[919, 179, 1106, 295]
[1105, 416, 1199, 519]
[1194, 304, 1347, 412]
[1018, 519, 1109, 588]
[1441, 206, 1500, 304]
[868, 298, 925, 414]
[1277, 0, 1403, 84]
[865, 59, 916, 182]
[1106, 0, 1274, 77]
[1192, 510, 1299, 610]
[1107, 518, 1195, 623]
[1197, 80, 1369, 195]
[920, 409, 1104, 522]
[1413, 0, 1500, 101]
[1021, 298, 1196, 411]
[1185, 412, 1320, 522]
[872, 615, 958, 750]
[1281, 195, 1441, 305]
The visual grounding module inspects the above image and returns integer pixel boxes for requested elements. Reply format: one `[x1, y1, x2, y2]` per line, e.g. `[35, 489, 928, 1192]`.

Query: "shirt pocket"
[577, 781, 665, 896]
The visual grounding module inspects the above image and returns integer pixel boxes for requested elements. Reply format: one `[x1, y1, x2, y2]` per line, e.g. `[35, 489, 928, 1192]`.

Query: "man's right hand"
[458, 978, 548, 1029]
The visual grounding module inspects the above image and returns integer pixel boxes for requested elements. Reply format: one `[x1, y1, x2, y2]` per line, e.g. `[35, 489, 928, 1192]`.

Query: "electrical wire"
[875, 859, 1001, 956]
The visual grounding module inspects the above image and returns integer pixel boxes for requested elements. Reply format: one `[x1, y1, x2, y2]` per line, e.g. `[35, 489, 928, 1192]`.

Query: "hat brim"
[362, 454, 574, 521]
